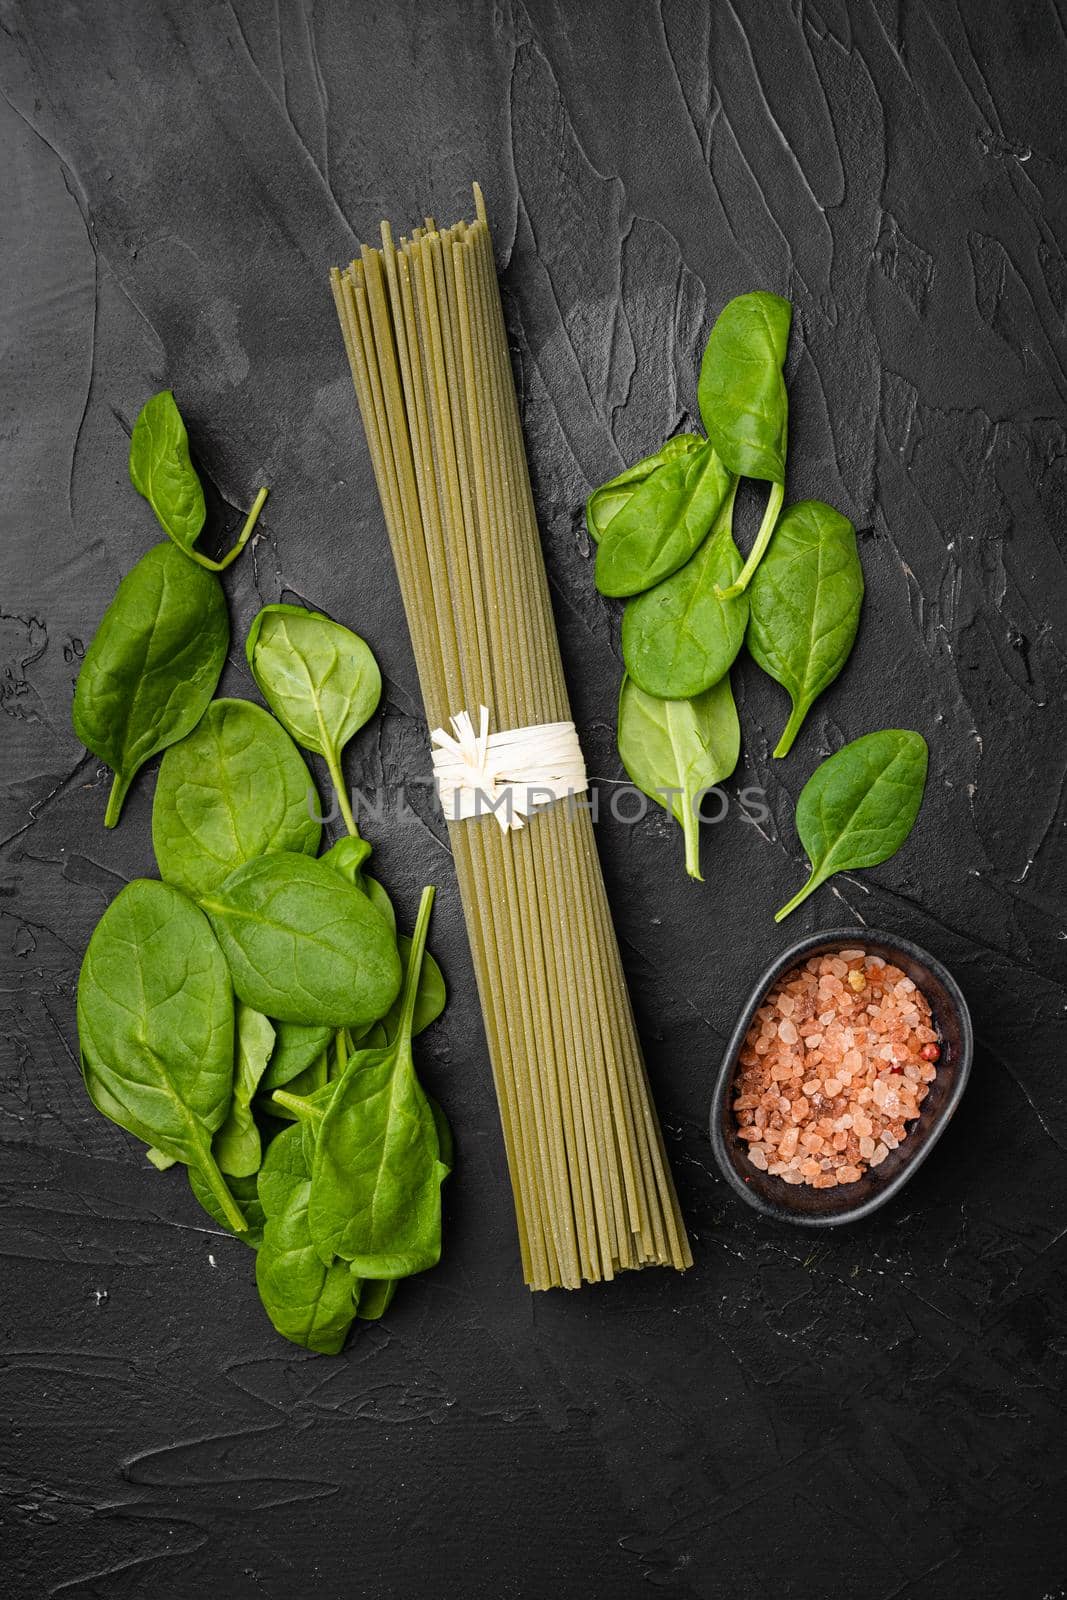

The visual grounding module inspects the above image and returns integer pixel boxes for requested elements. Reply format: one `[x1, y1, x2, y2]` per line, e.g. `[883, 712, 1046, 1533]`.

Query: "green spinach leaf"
[153, 698, 322, 898]
[201, 852, 401, 1027]
[255, 1122, 360, 1353]
[321, 836, 395, 929]
[775, 730, 929, 921]
[214, 1002, 276, 1178]
[72, 542, 229, 827]
[697, 292, 791, 598]
[585, 435, 704, 544]
[697, 291, 791, 482]
[190, 1168, 266, 1247]
[355, 1278, 398, 1321]
[77, 879, 246, 1233]
[746, 500, 864, 757]
[261, 1021, 334, 1093]
[245, 605, 381, 838]
[617, 672, 740, 881]
[621, 486, 748, 699]
[308, 886, 447, 1278]
[388, 935, 447, 1038]
[129, 390, 267, 571]
[595, 442, 733, 597]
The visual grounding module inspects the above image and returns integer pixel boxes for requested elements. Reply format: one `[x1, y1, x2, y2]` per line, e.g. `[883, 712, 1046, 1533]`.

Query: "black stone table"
[3, 4, 1064, 1596]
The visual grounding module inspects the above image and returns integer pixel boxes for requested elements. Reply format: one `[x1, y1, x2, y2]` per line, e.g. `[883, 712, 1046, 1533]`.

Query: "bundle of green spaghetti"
[330, 185, 691, 1289]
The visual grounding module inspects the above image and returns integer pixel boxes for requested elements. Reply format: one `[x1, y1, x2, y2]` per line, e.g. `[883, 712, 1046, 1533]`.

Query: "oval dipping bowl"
[709, 928, 973, 1227]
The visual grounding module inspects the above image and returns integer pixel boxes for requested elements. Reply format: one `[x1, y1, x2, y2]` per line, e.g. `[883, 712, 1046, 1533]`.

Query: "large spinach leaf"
[77, 879, 246, 1232]
[255, 1122, 360, 1353]
[153, 698, 321, 898]
[585, 435, 703, 544]
[307, 886, 447, 1278]
[214, 1002, 276, 1178]
[246, 605, 381, 838]
[617, 672, 740, 881]
[72, 542, 229, 827]
[595, 442, 733, 597]
[201, 852, 401, 1027]
[621, 487, 748, 699]
[129, 390, 267, 571]
[775, 729, 929, 921]
[697, 292, 791, 598]
[746, 500, 864, 757]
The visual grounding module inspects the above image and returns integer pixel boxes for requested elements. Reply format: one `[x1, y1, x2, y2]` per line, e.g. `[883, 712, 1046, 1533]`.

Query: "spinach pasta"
[331, 186, 691, 1289]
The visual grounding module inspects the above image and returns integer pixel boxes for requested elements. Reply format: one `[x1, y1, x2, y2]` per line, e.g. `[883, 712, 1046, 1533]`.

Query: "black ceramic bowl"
[709, 928, 972, 1227]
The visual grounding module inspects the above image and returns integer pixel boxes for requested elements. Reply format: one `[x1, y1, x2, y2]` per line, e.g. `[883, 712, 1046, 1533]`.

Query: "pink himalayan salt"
[732, 951, 938, 1192]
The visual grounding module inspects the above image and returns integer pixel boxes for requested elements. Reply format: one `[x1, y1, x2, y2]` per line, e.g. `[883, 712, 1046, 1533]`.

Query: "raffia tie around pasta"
[431, 706, 588, 830]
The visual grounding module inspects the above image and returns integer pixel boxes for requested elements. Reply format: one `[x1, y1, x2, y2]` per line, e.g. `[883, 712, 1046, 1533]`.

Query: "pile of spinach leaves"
[72, 392, 450, 1354]
[588, 296, 927, 905]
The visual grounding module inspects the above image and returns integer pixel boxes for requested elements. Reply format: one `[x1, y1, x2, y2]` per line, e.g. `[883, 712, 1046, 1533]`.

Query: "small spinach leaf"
[595, 442, 733, 597]
[215, 1003, 276, 1178]
[621, 487, 748, 699]
[246, 605, 381, 838]
[320, 834, 374, 882]
[201, 852, 402, 1027]
[586, 435, 704, 544]
[697, 292, 791, 598]
[129, 390, 267, 571]
[255, 1122, 360, 1353]
[308, 886, 447, 1278]
[261, 1021, 334, 1093]
[746, 500, 864, 757]
[355, 1278, 397, 1321]
[617, 672, 740, 881]
[320, 836, 395, 930]
[389, 935, 447, 1038]
[76, 879, 246, 1233]
[775, 730, 929, 921]
[190, 1168, 266, 1247]
[697, 291, 791, 483]
[72, 542, 229, 827]
[153, 698, 321, 898]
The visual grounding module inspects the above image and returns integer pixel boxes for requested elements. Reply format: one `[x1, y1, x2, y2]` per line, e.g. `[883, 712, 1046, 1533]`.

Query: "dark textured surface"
[2, 2, 1066, 1596]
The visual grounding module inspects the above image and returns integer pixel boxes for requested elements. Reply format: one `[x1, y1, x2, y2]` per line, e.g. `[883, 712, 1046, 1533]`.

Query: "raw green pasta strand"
[341, 258, 544, 1284]
[356, 243, 552, 1287]
[466, 221, 650, 1268]
[467, 217, 642, 1271]
[333, 191, 692, 1286]
[412, 231, 576, 1281]
[381, 226, 564, 1280]
[467, 233, 659, 1273]
[470, 228, 681, 1273]
[460, 232, 607, 1273]
[395, 259, 559, 1286]
[449, 231, 599, 1277]
[398, 230, 564, 1283]
[452, 229, 597, 1280]
[462, 224, 621, 1274]
[429, 234, 585, 1286]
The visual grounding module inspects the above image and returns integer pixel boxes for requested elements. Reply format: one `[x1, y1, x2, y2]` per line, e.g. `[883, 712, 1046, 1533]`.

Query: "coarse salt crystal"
[734, 956, 938, 1194]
